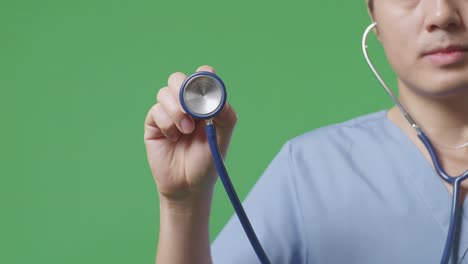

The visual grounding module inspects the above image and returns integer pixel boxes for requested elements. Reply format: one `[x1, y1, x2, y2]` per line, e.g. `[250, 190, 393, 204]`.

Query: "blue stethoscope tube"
[418, 132, 468, 263]
[180, 71, 272, 264]
[206, 121, 271, 264]
[363, 22, 468, 264]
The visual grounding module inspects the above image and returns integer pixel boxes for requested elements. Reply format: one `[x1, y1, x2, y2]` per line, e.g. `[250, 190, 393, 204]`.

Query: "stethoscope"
[362, 22, 468, 264]
[179, 22, 468, 264]
[179, 72, 271, 264]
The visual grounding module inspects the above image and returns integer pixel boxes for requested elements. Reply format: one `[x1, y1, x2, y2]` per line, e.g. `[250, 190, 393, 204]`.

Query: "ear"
[366, 0, 381, 41]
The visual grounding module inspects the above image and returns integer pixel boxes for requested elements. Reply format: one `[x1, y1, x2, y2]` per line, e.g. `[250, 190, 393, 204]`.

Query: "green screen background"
[1, 1, 397, 263]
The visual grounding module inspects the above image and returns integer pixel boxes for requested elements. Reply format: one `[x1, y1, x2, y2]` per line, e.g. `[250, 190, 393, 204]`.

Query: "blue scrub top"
[211, 110, 468, 264]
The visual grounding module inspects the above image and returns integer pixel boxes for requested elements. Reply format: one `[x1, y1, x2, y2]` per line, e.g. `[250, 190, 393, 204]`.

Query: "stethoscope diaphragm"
[179, 71, 227, 120]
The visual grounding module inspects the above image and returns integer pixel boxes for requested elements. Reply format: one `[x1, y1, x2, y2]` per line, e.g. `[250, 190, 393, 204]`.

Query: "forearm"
[156, 190, 213, 264]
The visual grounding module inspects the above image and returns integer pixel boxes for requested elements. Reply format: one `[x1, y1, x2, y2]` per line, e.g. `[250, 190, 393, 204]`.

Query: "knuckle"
[151, 104, 163, 123]
[156, 86, 169, 103]
[150, 103, 159, 115]
[169, 108, 183, 121]
[147, 103, 181, 141]
[168, 72, 186, 86]
[147, 104, 155, 117]
[159, 92, 182, 120]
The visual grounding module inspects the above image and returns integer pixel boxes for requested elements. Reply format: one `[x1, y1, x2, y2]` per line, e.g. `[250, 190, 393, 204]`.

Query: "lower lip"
[424, 50, 467, 66]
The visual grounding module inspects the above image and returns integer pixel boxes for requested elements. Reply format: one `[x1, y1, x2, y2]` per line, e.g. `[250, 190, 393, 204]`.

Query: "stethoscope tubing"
[419, 131, 468, 263]
[362, 22, 468, 264]
[205, 121, 272, 264]
[180, 71, 271, 263]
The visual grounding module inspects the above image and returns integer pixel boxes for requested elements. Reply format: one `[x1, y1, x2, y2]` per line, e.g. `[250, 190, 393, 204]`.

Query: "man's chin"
[401, 77, 468, 99]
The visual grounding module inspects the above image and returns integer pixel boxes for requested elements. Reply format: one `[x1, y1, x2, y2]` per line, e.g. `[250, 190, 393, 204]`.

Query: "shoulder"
[287, 110, 390, 155]
[279, 110, 402, 182]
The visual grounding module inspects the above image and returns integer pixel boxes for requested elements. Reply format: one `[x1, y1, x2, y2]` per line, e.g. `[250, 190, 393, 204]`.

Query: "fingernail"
[180, 118, 194, 133]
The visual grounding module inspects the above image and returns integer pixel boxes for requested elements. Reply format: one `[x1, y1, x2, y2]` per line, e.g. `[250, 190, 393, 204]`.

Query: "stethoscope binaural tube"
[362, 22, 468, 264]
[180, 71, 272, 264]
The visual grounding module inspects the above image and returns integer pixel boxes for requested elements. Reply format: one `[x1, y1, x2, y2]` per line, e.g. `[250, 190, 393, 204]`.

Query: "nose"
[424, 0, 462, 32]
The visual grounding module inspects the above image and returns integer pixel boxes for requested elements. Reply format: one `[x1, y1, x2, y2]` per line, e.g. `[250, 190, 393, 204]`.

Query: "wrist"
[158, 187, 214, 215]
[156, 186, 214, 264]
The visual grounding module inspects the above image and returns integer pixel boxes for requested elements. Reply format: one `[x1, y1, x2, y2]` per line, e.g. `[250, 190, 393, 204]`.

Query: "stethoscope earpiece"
[179, 71, 227, 120]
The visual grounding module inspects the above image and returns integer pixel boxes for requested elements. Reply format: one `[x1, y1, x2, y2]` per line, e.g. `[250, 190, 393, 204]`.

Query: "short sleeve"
[211, 142, 308, 264]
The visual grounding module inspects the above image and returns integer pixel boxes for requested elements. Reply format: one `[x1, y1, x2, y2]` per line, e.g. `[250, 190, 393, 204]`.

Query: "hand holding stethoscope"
[144, 65, 237, 203]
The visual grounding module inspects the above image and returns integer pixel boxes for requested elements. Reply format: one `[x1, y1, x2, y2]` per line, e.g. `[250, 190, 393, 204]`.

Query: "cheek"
[379, 25, 418, 80]
[374, 3, 424, 79]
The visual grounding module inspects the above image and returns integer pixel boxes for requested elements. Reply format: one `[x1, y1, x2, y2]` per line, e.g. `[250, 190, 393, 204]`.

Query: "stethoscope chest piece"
[180, 71, 227, 119]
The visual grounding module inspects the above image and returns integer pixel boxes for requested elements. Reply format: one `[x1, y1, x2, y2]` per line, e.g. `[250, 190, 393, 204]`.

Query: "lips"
[422, 45, 468, 66]
[423, 45, 468, 56]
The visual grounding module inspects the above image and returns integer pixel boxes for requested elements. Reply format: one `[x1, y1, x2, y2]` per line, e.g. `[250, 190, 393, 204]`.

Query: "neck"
[396, 82, 468, 150]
